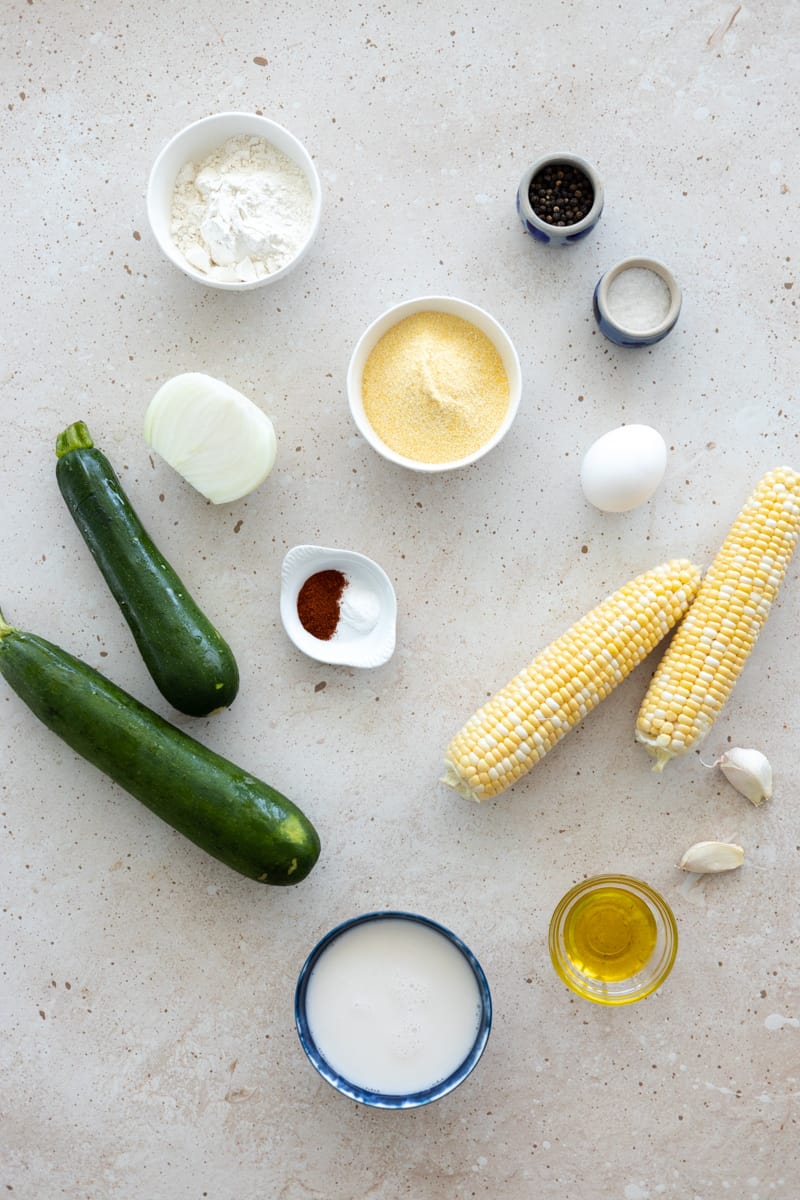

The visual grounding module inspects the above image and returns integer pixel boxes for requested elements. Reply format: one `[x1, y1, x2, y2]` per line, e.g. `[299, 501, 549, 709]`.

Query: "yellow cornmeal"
[361, 311, 510, 464]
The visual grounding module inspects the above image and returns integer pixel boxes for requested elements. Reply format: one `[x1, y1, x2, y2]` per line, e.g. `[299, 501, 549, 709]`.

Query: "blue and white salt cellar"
[593, 256, 682, 347]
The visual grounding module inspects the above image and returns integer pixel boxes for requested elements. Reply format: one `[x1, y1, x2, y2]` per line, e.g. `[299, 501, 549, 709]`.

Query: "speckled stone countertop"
[2, 3, 798, 1198]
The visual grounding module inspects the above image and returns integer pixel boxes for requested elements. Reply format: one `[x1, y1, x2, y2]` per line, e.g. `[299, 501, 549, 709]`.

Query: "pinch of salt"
[338, 582, 381, 635]
[606, 267, 671, 332]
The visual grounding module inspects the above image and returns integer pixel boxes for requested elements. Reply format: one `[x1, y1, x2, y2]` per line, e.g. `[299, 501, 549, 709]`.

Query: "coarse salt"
[336, 581, 381, 637]
[606, 267, 671, 332]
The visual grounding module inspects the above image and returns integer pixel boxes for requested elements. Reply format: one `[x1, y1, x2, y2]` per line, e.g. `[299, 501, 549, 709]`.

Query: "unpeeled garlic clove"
[715, 747, 773, 807]
[679, 841, 745, 874]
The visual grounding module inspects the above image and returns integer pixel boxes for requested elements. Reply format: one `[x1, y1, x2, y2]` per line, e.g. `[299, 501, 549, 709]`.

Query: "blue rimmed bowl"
[295, 911, 492, 1109]
[593, 256, 682, 347]
[516, 152, 604, 245]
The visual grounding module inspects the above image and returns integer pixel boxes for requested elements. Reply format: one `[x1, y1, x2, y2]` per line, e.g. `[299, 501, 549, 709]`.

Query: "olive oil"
[562, 886, 657, 982]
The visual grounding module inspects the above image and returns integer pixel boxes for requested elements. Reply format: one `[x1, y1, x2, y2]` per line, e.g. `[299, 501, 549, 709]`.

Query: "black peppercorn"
[528, 162, 594, 227]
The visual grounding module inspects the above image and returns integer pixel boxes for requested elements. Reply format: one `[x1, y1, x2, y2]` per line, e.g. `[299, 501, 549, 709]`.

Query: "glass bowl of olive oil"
[548, 875, 677, 1006]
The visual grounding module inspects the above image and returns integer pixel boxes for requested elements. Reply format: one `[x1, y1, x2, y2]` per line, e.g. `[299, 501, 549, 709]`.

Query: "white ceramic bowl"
[346, 296, 522, 472]
[280, 545, 397, 668]
[146, 112, 322, 291]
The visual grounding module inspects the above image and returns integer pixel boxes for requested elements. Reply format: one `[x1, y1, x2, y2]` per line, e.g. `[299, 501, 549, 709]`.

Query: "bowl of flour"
[147, 112, 322, 289]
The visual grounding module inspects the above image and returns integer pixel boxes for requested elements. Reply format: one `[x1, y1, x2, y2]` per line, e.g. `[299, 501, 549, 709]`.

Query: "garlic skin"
[716, 748, 773, 807]
[679, 841, 745, 874]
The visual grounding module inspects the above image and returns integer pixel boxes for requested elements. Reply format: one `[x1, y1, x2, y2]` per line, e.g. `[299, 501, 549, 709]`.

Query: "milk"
[304, 917, 483, 1095]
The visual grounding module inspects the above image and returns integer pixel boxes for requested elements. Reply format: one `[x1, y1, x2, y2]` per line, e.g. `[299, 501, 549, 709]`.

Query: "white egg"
[580, 424, 667, 513]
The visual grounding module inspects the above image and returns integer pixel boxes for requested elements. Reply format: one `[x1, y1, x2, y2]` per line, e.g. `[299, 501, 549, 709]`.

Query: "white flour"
[171, 135, 314, 283]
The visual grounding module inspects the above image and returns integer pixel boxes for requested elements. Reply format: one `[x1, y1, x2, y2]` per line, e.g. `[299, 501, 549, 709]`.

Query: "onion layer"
[144, 372, 277, 504]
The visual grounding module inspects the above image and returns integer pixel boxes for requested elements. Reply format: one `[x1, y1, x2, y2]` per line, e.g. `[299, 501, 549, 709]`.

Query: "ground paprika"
[297, 569, 347, 640]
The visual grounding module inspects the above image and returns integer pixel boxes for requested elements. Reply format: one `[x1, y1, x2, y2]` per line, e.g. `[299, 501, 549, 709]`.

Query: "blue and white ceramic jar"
[295, 910, 492, 1109]
[593, 256, 682, 347]
[517, 152, 603, 245]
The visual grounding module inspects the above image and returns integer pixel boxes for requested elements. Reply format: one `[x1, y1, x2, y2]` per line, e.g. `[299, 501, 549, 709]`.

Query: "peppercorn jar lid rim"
[517, 151, 604, 237]
[347, 294, 522, 473]
[595, 256, 682, 338]
[279, 544, 397, 668]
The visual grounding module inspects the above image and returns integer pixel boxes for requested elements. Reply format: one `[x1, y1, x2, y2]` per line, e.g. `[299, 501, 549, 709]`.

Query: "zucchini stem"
[0, 609, 13, 638]
[56, 421, 95, 459]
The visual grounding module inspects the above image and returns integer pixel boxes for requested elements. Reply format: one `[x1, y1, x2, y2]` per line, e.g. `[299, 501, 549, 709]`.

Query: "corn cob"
[636, 466, 800, 770]
[442, 559, 701, 802]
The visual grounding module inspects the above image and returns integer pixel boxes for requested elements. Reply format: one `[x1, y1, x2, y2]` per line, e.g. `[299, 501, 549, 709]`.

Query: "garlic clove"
[715, 747, 773, 806]
[679, 841, 745, 874]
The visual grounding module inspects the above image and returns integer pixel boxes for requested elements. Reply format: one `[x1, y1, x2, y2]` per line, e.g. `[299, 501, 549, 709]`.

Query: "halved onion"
[144, 372, 277, 504]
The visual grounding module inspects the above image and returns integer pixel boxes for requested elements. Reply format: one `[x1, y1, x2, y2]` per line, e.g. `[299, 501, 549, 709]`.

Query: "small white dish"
[146, 111, 321, 291]
[346, 295, 522, 473]
[280, 545, 397, 668]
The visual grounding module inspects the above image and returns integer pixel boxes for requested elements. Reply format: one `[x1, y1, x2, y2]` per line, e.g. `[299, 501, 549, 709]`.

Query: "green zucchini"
[55, 421, 239, 718]
[0, 611, 320, 885]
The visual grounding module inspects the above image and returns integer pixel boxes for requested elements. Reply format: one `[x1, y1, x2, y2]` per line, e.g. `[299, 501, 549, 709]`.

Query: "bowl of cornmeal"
[347, 296, 522, 472]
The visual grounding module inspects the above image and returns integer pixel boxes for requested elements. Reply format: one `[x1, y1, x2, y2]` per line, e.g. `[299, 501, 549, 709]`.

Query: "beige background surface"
[1, 2, 798, 1198]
